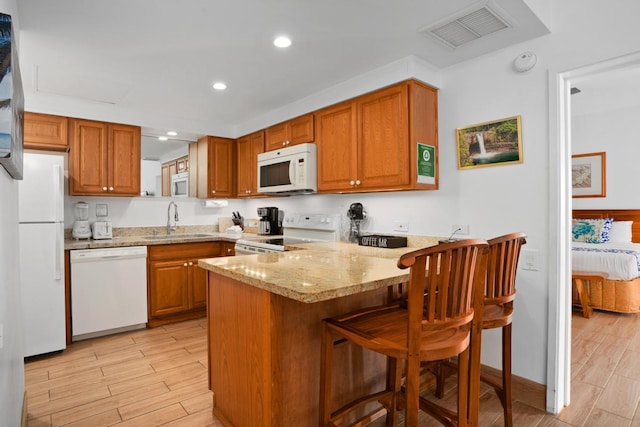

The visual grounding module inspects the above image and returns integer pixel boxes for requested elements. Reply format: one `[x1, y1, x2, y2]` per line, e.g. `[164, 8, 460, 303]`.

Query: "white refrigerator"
[18, 152, 66, 357]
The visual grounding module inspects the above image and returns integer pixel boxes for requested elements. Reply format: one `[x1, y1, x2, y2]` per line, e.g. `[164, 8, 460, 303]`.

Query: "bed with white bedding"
[571, 242, 640, 281]
[572, 210, 640, 313]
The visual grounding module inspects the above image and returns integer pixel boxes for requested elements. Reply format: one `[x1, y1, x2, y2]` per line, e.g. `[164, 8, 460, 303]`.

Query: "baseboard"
[480, 364, 547, 411]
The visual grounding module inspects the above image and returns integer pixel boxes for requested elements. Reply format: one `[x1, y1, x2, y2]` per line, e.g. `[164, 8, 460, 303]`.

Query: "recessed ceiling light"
[158, 136, 168, 141]
[213, 82, 227, 90]
[273, 36, 292, 48]
[167, 131, 177, 136]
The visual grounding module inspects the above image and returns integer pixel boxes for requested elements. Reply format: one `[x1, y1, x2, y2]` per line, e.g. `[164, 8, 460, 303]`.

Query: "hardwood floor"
[25, 310, 640, 426]
[24, 319, 221, 426]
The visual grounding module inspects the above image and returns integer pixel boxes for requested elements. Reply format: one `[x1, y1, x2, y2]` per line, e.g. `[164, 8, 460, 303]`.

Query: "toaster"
[92, 221, 113, 239]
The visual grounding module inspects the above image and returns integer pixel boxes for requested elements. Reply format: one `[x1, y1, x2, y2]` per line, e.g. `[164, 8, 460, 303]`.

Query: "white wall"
[0, 0, 25, 425]
[572, 106, 640, 208]
[440, 0, 640, 385]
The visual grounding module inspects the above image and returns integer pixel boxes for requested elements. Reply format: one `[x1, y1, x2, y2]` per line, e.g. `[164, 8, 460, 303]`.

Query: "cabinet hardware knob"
[349, 180, 355, 186]
[183, 263, 188, 267]
[102, 186, 107, 191]
[109, 187, 114, 191]
[211, 190, 216, 194]
[355, 180, 361, 185]
[188, 262, 193, 266]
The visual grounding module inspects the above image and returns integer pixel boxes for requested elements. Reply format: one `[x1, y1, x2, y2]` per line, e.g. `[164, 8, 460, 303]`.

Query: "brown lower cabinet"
[147, 241, 234, 327]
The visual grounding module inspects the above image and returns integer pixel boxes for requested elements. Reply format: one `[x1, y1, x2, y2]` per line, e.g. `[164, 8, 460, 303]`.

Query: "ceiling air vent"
[422, 6, 511, 49]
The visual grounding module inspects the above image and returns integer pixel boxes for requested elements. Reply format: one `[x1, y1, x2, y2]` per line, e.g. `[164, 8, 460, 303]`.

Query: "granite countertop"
[65, 225, 253, 250]
[199, 236, 443, 303]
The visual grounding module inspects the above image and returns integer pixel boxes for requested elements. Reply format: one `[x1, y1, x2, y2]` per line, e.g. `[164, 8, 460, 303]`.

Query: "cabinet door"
[316, 101, 358, 192]
[69, 119, 108, 195]
[108, 124, 141, 195]
[288, 113, 314, 145]
[237, 131, 264, 197]
[357, 83, 410, 190]
[207, 136, 235, 198]
[265, 122, 288, 151]
[265, 114, 314, 151]
[23, 112, 68, 151]
[189, 260, 207, 309]
[148, 260, 190, 317]
[176, 156, 188, 173]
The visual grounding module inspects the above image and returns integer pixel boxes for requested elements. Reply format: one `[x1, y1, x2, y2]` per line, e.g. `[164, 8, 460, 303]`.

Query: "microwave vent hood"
[258, 143, 317, 194]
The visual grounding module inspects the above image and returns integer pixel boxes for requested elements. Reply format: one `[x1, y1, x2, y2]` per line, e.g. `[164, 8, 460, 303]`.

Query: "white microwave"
[170, 172, 189, 197]
[258, 143, 317, 194]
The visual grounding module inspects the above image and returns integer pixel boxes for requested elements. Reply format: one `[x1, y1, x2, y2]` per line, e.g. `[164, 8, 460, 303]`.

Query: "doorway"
[549, 51, 640, 413]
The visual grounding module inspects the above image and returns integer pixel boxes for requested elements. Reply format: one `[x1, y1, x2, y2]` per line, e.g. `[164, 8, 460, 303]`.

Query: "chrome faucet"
[167, 201, 179, 234]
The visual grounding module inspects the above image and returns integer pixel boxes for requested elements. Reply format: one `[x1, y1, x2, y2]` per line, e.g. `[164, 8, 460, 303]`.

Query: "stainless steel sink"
[143, 233, 212, 240]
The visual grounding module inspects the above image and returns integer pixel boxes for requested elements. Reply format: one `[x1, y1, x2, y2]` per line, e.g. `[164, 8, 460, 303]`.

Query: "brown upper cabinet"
[236, 130, 265, 197]
[23, 112, 69, 151]
[194, 136, 236, 198]
[69, 119, 141, 196]
[160, 155, 188, 197]
[315, 80, 438, 193]
[265, 113, 314, 151]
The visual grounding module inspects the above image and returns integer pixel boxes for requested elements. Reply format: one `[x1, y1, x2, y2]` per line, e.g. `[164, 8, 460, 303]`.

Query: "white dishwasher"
[70, 246, 148, 341]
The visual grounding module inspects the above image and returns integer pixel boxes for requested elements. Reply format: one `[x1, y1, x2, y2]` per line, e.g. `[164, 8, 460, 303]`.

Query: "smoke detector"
[513, 52, 537, 73]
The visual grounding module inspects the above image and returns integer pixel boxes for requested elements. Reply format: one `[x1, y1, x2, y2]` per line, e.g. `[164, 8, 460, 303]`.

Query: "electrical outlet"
[393, 220, 409, 232]
[452, 224, 470, 235]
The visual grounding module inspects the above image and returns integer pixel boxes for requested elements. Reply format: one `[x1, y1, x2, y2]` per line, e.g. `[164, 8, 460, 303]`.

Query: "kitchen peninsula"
[199, 238, 440, 426]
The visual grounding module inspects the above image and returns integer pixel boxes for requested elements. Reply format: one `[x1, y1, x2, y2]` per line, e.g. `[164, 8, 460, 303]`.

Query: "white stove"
[234, 213, 339, 255]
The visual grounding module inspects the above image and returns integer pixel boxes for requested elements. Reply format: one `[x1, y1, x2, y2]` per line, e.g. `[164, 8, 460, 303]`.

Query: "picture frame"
[456, 115, 523, 170]
[0, 13, 24, 180]
[572, 152, 606, 198]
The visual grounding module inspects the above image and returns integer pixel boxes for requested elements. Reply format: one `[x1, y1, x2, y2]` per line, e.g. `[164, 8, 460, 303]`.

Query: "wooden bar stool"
[571, 271, 608, 318]
[319, 239, 488, 427]
[435, 232, 527, 427]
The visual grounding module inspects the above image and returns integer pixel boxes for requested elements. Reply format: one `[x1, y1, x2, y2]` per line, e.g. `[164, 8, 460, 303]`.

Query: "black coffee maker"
[257, 207, 281, 235]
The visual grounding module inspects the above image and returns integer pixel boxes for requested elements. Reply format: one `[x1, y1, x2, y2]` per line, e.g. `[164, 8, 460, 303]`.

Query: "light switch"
[520, 248, 539, 271]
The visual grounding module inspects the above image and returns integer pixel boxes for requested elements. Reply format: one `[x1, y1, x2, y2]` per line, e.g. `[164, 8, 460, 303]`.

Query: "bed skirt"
[573, 277, 640, 313]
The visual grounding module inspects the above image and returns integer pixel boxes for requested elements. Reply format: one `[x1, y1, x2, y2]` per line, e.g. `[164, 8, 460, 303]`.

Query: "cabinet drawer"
[148, 242, 222, 261]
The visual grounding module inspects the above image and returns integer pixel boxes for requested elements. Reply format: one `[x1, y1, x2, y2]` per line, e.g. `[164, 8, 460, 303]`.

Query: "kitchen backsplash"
[65, 190, 458, 238]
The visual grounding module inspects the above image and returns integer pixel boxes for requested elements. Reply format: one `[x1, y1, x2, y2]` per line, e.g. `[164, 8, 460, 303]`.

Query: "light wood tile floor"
[24, 310, 640, 426]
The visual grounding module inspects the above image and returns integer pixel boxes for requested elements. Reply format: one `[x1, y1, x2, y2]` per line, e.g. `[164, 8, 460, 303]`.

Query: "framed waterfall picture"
[572, 152, 606, 198]
[456, 115, 523, 170]
[0, 13, 24, 180]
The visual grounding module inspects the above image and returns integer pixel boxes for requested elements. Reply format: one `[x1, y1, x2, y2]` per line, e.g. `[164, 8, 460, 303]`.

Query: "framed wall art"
[0, 13, 24, 180]
[572, 152, 606, 198]
[456, 115, 522, 170]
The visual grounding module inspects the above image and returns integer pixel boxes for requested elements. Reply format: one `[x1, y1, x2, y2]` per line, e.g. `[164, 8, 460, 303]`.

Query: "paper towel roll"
[218, 217, 234, 232]
[203, 199, 229, 208]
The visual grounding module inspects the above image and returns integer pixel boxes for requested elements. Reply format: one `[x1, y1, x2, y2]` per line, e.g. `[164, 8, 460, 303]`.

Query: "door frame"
[547, 50, 640, 413]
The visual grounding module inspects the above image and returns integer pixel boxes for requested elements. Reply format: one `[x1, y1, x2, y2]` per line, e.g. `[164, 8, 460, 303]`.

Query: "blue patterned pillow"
[572, 218, 613, 243]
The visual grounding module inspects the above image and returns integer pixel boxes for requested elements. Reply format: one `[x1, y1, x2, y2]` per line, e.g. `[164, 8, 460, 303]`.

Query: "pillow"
[572, 218, 613, 243]
[608, 220, 633, 243]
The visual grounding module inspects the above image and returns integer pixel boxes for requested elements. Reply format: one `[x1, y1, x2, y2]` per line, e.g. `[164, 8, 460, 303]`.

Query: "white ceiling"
[17, 0, 550, 143]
